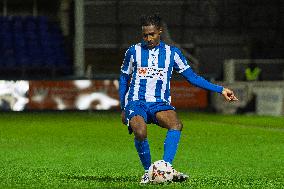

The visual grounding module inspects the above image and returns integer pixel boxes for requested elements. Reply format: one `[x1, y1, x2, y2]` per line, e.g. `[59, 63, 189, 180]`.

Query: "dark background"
[0, 0, 283, 80]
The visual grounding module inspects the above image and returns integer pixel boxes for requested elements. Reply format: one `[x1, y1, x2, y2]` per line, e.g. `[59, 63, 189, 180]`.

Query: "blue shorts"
[124, 101, 175, 134]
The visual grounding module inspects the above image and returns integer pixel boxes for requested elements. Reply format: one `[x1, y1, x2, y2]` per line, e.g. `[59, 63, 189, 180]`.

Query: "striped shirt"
[119, 41, 223, 109]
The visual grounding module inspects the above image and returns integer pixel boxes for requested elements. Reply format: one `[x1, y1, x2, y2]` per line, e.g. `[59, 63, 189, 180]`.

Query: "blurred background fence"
[0, 0, 283, 115]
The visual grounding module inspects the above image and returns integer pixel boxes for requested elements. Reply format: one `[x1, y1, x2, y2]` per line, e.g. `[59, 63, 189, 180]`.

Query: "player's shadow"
[65, 174, 137, 182]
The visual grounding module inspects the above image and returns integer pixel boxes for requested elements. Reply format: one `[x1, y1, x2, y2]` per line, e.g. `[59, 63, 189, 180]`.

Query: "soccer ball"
[148, 160, 175, 183]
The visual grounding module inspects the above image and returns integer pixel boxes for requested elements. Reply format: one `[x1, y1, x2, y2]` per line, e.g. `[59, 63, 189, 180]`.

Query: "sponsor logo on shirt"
[138, 68, 166, 79]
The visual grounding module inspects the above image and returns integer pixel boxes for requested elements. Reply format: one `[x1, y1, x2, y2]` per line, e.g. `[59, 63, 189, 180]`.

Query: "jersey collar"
[141, 40, 165, 50]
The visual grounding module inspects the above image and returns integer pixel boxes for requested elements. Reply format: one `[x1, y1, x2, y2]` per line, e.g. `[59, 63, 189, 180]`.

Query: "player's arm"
[180, 68, 222, 93]
[180, 68, 224, 93]
[119, 73, 130, 124]
[180, 68, 238, 101]
[119, 47, 133, 123]
[173, 47, 238, 101]
[119, 73, 130, 110]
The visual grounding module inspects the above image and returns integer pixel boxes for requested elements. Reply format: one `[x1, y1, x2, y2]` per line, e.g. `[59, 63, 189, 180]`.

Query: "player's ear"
[159, 27, 163, 34]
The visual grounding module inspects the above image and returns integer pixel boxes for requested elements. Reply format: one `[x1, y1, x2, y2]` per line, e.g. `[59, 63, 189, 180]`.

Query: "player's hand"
[222, 88, 238, 102]
[121, 110, 127, 124]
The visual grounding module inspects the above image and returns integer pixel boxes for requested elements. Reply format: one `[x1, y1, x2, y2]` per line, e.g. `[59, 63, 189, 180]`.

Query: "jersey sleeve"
[119, 47, 133, 110]
[172, 47, 223, 93]
[172, 47, 191, 73]
[120, 47, 134, 75]
[119, 73, 130, 110]
[180, 68, 223, 93]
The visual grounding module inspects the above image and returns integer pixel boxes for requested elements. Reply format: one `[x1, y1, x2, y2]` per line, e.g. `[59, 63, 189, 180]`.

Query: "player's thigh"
[129, 115, 148, 140]
[155, 110, 183, 130]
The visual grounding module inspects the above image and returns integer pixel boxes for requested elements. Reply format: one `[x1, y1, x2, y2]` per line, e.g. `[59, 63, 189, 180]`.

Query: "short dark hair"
[140, 13, 162, 28]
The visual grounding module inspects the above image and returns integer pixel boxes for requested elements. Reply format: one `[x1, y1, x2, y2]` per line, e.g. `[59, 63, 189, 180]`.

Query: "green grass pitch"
[0, 111, 283, 188]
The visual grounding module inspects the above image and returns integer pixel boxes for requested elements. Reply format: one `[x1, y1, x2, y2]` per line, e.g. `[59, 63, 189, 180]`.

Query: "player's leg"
[129, 115, 151, 183]
[129, 115, 148, 141]
[125, 101, 151, 182]
[155, 110, 182, 164]
[130, 115, 151, 171]
[155, 110, 189, 182]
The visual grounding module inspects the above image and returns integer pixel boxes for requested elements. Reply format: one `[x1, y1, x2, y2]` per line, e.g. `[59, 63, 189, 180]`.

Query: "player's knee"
[172, 122, 183, 131]
[130, 116, 147, 140]
[134, 129, 147, 141]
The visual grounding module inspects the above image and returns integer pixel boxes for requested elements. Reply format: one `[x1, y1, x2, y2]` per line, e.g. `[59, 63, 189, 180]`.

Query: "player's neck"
[148, 42, 160, 50]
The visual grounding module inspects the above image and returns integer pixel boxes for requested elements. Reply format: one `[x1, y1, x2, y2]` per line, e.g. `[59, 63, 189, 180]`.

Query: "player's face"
[142, 25, 162, 49]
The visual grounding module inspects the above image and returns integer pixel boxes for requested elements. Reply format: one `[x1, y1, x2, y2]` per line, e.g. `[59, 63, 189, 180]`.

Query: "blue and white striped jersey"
[119, 41, 223, 109]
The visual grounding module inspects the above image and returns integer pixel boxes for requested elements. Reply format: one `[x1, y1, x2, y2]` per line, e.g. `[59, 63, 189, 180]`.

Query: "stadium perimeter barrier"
[1, 58, 283, 116]
[0, 79, 208, 112]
